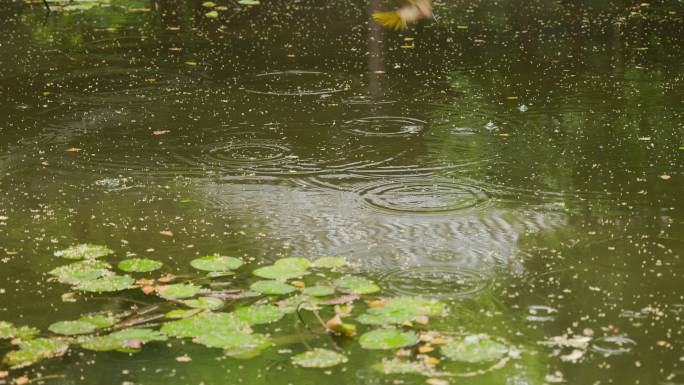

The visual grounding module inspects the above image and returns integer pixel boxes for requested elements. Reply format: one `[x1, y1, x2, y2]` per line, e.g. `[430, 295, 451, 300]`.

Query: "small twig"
[43, 0, 51, 12]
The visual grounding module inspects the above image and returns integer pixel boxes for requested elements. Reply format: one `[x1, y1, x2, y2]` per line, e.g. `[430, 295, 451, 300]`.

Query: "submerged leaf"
[335, 275, 380, 295]
[359, 329, 418, 350]
[190, 255, 243, 272]
[118, 258, 163, 273]
[250, 280, 296, 295]
[292, 348, 348, 368]
[440, 335, 508, 363]
[80, 328, 166, 352]
[54, 244, 113, 260]
[0, 322, 39, 340]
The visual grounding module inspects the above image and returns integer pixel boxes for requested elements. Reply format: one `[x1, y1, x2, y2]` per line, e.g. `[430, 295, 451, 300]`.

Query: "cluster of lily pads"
[0, 244, 515, 379]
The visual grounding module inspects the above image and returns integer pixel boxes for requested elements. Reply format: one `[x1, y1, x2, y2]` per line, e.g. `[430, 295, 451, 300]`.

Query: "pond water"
[0, 0, 683, 384]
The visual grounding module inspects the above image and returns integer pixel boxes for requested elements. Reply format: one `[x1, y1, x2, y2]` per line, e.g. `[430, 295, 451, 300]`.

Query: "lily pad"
[275, 257, 311, 269]
[301, 285, 335, 297]
[357, 297, 446, 325]
[157, 283, 201, 299]
[292, 348, 348, 368]
[183, 297, 224, 310]
[440, 335, 509, 363]
[234, 304, 286, 325]
[80, 328, 166, 353]
[190, 255, 243, 272]
[79, 313, 116, 329]
[359, 329, 418, 350]
[0, 322, 39, 340]
[250, 280, 296, 295]
[205, 10, 219, 18]
[76, 275, 135, 293]
[3, 338, 70, 368]
[195, 330, 270, 352]
[49, 260, 113, 284]
[161, 312, 248, 339]
[252, 265, 308, 280]
[335, 275, 380, 295]
[54, 244, 113, 260]
[118, 258, 163, 273]
[48, 320, 97, 336]
[311, 256, 349, 269]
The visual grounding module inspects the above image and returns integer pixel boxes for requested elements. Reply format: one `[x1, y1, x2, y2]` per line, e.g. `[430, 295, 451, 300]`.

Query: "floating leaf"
[0, 322, 39, 340]
[275, 257, 311, 269]
[118, 258, 163, 273]
[301, 285, 335, 297]
[238, 0, 260, 4]
[79, 313, 116, 329]
[252, 265, 307, 280]
[250, 280, 296, 295]
[54, 244, 113, 260]
[440, 335, 508, 363]
[357, 297, 446, 325]
[195, 330, 270, 351]
[311, 257, 349, 269]
[359, 329, 418, 350]
[49, 260, 113, 285]
[161, 312, 248, 339]
[277, 294, 320, 313]
[3, 338, 70, 368]
[202, 1, 216, 6]
[335, 275, 380, 295]
[165, 309, 202, 319]
[190, 255, 243, 272]
[80, 328, 166, 353]
[183, 297, 224, 310]
[234, 304, 286, 325]
[48, 321, 96, 336]
[205, 10, 219, 18]
[76, 275, 135, 293]
[292, 348, 348, 368]
[372, 358, 440, 376]
[157, 283, 201, 299]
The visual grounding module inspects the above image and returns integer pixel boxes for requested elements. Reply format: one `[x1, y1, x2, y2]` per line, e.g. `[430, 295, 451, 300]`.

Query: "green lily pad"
[157, 283, 201, 299]
[277, 294, 320, 314]
[3, 338, 70, 368]
[49, 260, 113, 284]
[292, 348, 348, 368]
[79, 313, 116, 329]
[48, 321, 97, 336]
[165, 309, 202, 319]
[238, 0, 260, 5]
[190, 255, 243, 272]
[195, 330, 270, 351]
[359, 329, 418, 350]
[183, 297, 224, 310]
[335, 275, 380, 295]
[275, 257, 311, 269]
[250, 280, 296, 295]
[0, 322, 39, 340]
[161, 312, 248, 339]
[205, 10, 219, 18]
[118, 258, 163, 273]
[311, 256, 349, 269]
[440, 335, 509, 363]
[54, 244, 113, 260]
[76, 275, 135, 293]
[234, 304, 286, 325]
[252, 265, 308, 280]
[357, 297, 446, 325]
[80, 328, 167, 353]
[202, 1, 215, 6]
[301, 285, 335, 297]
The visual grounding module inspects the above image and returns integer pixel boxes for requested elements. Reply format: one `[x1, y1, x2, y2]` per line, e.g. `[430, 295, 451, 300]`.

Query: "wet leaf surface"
[359, 329, 419, 350]
[440, 335, 508, 363]
[117, 258, 163, 273]
[54, 244, 114, 260]
[291, 348, 348, 368]
[190, 255, 243, 272]
[250, 280, 297, 295]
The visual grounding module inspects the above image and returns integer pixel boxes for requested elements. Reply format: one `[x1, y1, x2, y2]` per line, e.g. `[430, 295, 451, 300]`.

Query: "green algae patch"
[440, 335, 509, 363]
[3, 338, 70, 368]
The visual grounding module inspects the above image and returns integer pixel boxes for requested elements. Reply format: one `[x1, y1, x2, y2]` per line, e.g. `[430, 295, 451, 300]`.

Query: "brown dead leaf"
[414, 315, 429, 325]
[158, 274, 177, 283]
[65, 147, 82, 153]
[660, 174, 672, 181]
[142, 286, 156, 295]
[418, 345, 434, 353]
[61, 292, 76, 303]
[423, 356, 440, 366]
[0, 371, 8, 378]
[159, 230, 174, 237]
[153, 130, 170, 136]
[426, 379, 448, 385]
[176, 355, 192, 362]
[14, 376, 29, 385]
[367, 299, 387, 308]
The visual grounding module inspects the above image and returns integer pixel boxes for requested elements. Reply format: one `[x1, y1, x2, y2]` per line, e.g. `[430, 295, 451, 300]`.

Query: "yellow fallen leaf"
[415, 315, 429, 325]
[418, 345, 434, 353]
[290, 280, 305, 288]
[160, 230, 174, 237]
[367, 299, 387, 308]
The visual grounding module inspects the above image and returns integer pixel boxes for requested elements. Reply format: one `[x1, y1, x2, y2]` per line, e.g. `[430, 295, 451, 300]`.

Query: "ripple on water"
[358, 179, 490, 214]
[342, 116, 425, 137]
[203, 141, 292, 166]
[591, 335, 637, 356]
[242, 70, 350, 96]
[380, 266, 489, 299]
